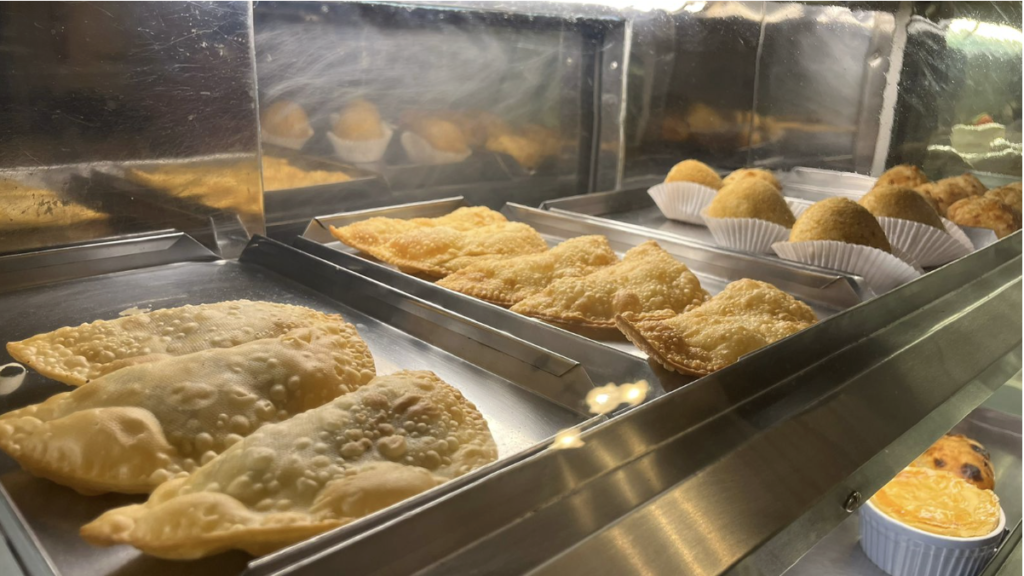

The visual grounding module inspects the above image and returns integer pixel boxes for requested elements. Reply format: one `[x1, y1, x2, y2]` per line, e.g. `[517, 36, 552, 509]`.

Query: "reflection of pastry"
[790, 197, 891, 253]
[875, 164, 929, 189]
[722, 168, 781, 191]
[331, 99, 385, 140]
[128, 163, 259, 215]
[859, 186, 944, 230]
[261, 100, 313, 139]
[911, 434, 995, 491]
[914, 173, 986, 217]
[0, 179, 111, 253]
[706, 180, 794, 227]
[664, 159, 722, 189]
[870, 467, 1000, 538]
[407, 117, 469, 154]
[947, 196, 1021, 238]
[261, 157, 349, 191]
[485, 124, 560, 170]
[986, 184, 1022, 217]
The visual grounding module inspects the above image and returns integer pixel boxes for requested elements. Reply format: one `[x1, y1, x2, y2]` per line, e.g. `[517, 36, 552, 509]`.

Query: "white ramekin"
[859, 498, 1005, 576]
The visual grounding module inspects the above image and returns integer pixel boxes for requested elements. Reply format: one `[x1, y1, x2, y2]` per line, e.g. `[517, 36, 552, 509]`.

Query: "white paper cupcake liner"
[327, 116, 393, 164]
[771, 240, 921, 295]
[647, 182, 718, 225]
[701, 211, 790, 254]
[877, 217, 973, 268]
[784, 197, 813, 218]
[959, 225, 999, 250]
[262, 131, 313, 151]
[400, 131, 472, 165]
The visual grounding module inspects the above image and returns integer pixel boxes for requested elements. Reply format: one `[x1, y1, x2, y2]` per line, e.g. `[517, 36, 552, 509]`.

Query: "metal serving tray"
[0, 235, 597, 576]
[299, 197, 868, 374]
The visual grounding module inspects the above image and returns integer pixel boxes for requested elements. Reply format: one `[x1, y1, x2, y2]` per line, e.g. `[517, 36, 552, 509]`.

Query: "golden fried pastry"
[986, 185, 1022, 217]
[0, 325, 375, 495]
[347, 222, 549, 278]
[858, 185, 944, 230]
[790, 197, 891, 253]
[261, 101, 313, 139]
[875, 164, 929, 189]
[332, 99, 385, 141]
[7, 301, 342, 387]
[947, 196, 1021, 238]
[261, 157, 349, 191]
[870, 467, 1001, 538]
[947, 173, 988, 196]
[81, 370, 497, 559]
[705, 180, 795, 227]
[437, 235, 618, 306]
[330, 207, 508, 255]
[407, 117, 469, 154]
[485, 124, 560, 170]
[127, 163, 260, 215]
[911, 434, 995, 491]
[0, 179, 111, 252]
[910, 182, 945, 214]
[510, 241, 708, 329]
[915, 174, 986, 216]
[664, 159, 723, 189]
[722, 168, 781, 191]
[616, 279, 816, 376]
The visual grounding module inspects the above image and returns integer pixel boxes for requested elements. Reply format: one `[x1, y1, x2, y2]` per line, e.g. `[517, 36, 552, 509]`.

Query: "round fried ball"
[408, 117, 469, 154]
[985, 185, 1022, 217]
[875, 164, 929, 188]
[910, 183, 945, 214]
[722, 168, 781, 192]
[706, 179, 795, 227]
[261, 100, 312, 139]
[332, 99, 385, 140]
[665, 159, 722, 189]
[947, 196, 1021, 238]
[911, 434, 995, 491]
[859, 185, 944, 230]
[917, 174, 987, 217]
[790, 197, 891, 253]
[947, 173, 987, 196]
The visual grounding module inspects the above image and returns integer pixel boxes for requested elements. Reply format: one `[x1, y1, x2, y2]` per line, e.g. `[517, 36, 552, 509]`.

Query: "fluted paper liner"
[877, 217, 972, 268]
[400, 131, 471, 165]
[327, 116, 394, 164]
[648, 182, 718, 225]
[784, 197, 813, 218]
[772, 240, 920, 294]
[262, 130, 313, 151]
[701, 211, 790, 254]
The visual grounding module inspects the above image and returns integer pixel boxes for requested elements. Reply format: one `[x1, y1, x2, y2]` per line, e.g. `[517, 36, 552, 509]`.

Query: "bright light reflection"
[948, 19, 1023, 45]
[585, 380, 651, 414]
[550, 429, 585, 450]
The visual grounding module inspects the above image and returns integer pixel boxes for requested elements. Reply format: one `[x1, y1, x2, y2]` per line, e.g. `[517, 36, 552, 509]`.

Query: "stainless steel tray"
[298, 197, 868, 378]
[0, 235, 597, 576]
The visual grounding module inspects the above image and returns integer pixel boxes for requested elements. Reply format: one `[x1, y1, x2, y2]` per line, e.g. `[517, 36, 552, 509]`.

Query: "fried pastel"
[790, 197, 891, 253]
[875, 164, 929, 189]
[437, 235, 618, 306]
[81, 370, 497, 559]
[7, 300, 343, 387]
[347, 222, 549, 278]
[859, 185, 944, 230]
[510, 241, 708, 329]
[329, 206, 508, 256]
[0, 325, 375, 495]
[947, 196, 1021, 239]
[616, 279, 817, 376]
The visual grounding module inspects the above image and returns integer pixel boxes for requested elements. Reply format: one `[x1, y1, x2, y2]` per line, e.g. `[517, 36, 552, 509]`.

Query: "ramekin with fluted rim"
[859, 498, 1005, 576]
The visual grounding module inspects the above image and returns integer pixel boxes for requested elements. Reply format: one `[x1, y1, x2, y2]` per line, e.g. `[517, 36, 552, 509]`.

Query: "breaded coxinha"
[81, 371, 498, 560]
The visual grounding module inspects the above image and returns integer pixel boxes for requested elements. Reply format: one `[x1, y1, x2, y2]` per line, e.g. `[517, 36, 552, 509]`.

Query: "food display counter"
[0, 2, 1020, 576]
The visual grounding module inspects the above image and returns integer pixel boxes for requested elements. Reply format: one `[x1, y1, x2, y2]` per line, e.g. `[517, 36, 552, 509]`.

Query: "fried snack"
[407, 117, 469, 154]
[486, 124, 561, 170]
[947, 173, 987, 196]
[722, 168, 782, 191]
[437, 236, 618, 306]
[331, 99, 385, 141]
[665, 159, 722, 189]
[875, 164, 929, 189]
[915, 174, 986, 216]
[329, 206, 508, 255]
[986, 185, 1022, 217]
[510, 241, 707, 329]
[790, 197, 891, 253]
[127, 163, 259, 215]
[911, 434, 995, 491]
[870, 467, 1000, 538]
[261, 101, 313, 139]
[705, 179, 795, 227]
[81, 370, 497, 559]
[261, 157, 350, 191]
[616, 279, 816, 376]
[909, 183, 944, 214]
[858, 185, 944, 230]
[0, 179, 111, 253]
[947, 196, 1021, 238]
[7, 300, 342, 387]
[0, 325, 375, 495]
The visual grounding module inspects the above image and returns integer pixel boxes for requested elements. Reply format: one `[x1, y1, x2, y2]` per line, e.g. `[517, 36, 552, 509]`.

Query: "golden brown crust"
[870, 468, 1001, 538]
[261, 157, 350, 191]
[986, 185, 1022, 217]
[790, 197, 891, 253]
[915, 174, 987, 217]
[664, 160, 723, 189]
[722, 168, 781, 191]
[329, 207, 508, 255]
[407, 117, 469, 154]
[706, 180, 795, 227]
[858, 185, 945, 230]
[80, 371, 498, 559]
[947, 196, 1021, 238]
[875, 164, 929, 188]
[911, 434, 995, 491]
[510, 241, 708, 329]
[615, 279, 816, 376]
[332, 99, 385, 140]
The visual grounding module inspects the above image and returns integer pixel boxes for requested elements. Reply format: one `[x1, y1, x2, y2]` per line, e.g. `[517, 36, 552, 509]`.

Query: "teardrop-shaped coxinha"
[0, 321, 376, 495]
